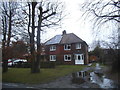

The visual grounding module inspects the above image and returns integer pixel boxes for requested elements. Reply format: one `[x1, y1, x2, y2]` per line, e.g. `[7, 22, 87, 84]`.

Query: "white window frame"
[50, 45, 56, 51]
[81, 54, 84, 60]
[64, 44, 71, 50]
[75, 54, 84, 60]
[76, 43, 81, 49]
[50, 55, 56, 61]
[64, 55, 71, 61]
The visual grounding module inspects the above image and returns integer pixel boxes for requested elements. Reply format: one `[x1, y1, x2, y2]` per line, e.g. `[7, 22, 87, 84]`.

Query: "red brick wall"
[45, 42, 88, 65]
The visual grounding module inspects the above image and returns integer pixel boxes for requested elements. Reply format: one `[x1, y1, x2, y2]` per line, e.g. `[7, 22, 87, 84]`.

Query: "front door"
[75, 54, 84, 64]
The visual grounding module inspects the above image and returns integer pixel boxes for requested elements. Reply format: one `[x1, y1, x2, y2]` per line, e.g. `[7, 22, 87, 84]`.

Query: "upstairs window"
[64, 55, 71, 61]
[76, 43, 81, 49]
[64, 44, 71, 50]
[50, 55, 56, 61]
[50, 45, 56, 51]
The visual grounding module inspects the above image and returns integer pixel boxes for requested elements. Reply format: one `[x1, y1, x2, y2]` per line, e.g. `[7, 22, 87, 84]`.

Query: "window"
[64, 44, 71, 50]
[50, 45, 56, 51]
[50, 55, 56, 61]
[75, 54, 84, 60]
[78, 55, 81, 60]
[81, 54, 84, 60]
[64, 55, 71, 61]
[76, 43, 81, 49]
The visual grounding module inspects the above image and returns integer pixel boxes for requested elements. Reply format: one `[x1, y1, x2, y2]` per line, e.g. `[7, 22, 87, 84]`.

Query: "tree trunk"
[2, 16, 8, 73]
[7, 10, 12, 47]
[2, 48, 8, 73]
[35, 15, 42, 73]
[35, 27, 41, 73]
[2, 15, 7, 48]
[31, 2, 37, 73]
[33, 7, 43, 73]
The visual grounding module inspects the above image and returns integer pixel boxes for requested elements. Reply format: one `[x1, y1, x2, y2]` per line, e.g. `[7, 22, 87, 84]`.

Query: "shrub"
[55, 61, 64, 65]
[40, 61, 56, 68]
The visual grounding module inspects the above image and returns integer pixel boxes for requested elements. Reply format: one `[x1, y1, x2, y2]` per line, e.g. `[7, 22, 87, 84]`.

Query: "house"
[44, 30, 89, 65]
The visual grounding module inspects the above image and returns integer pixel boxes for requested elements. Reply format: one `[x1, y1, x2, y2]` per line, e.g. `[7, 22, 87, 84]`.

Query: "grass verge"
[2, 65, 86, 84]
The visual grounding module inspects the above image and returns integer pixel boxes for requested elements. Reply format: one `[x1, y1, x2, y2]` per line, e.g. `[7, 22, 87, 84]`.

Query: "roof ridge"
[72, 33, 84, 42]
[44, 32, 88, 45]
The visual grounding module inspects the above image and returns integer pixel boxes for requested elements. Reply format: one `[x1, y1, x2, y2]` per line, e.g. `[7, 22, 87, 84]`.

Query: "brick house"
[44, 30, 89, 65]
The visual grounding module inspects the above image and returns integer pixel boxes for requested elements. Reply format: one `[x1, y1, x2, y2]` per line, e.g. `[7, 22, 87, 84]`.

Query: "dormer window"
[64, 44, 71, 50]
[50, 45, 56, 51]
[76, 43, 81, 49]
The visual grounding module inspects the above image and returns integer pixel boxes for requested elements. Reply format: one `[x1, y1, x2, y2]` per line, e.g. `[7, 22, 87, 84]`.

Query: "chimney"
[62, 30, 66, 35]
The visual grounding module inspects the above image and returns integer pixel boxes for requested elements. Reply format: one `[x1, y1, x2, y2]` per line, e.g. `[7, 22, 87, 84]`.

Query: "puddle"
[90, 72, 116, 88]
[72, 63, 117, 88]
[95, 63, 101, 70]
[71, 71, 88, 84]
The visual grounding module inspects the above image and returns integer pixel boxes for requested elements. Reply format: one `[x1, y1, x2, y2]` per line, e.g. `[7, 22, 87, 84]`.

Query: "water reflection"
[72, 63, 117, 88]
[90, 72, 115, 88]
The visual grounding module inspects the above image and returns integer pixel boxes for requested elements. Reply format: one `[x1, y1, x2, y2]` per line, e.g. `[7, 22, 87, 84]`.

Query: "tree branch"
[42, 12, 56, 20]
[92, 9, 120, 18]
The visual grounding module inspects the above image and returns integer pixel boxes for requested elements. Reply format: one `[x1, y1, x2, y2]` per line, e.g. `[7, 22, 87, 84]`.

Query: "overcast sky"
[41, 0, 118, 51]
[0, 0, 94, 48]
[41, 0, 94, 47]
[1, 0, 116, 50]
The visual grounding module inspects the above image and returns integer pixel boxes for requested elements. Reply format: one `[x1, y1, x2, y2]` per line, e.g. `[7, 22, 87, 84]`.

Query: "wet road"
[2, 82, 39, 89]
[2, 63, 120, 89]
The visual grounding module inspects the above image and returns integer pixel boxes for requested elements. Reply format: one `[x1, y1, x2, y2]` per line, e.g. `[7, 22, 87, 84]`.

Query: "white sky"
[41, 0, 118, 51]
[1, 0, 116, 50]
[41, 0, 94, 47]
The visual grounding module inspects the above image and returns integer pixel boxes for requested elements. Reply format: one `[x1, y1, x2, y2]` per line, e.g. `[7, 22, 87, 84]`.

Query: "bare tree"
[1, 14, 8, 72]
[81, 0, 120, 73]
[2, 2, 19, 47]
[1, 1, 64, 73]
[81, 0, 120, 40]
[1, 2, 18, 72]
[81, 0, 120, 26]
[27, 1, 64, 73]
[1, 2, 29, 72]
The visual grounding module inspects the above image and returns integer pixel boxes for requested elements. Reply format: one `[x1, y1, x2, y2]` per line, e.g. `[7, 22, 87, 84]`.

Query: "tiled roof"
[45, 32, 85, 45]
[45, 35, 62, 45]
[60, 33, 84, 44]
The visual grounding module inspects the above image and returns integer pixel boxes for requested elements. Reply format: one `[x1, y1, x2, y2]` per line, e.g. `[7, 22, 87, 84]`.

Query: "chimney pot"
[62, 30, 66, 35]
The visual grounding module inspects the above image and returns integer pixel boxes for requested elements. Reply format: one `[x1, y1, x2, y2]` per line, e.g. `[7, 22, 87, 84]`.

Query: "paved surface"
[30, 74, 100, 88]
[2, 74, 100, 89]
[2, 66, 100, 89]
[2, 64, 118, 89]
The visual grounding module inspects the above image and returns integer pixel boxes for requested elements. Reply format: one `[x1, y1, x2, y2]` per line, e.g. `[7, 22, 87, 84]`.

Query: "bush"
[111, 59, 120, 73]
[55, 61, 64, 65]
[40, 61, 55, 68]
[22, 62, 31, 68]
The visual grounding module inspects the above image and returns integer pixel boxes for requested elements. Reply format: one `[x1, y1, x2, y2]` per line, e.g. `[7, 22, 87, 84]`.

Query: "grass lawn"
[2, 65, 87, 84]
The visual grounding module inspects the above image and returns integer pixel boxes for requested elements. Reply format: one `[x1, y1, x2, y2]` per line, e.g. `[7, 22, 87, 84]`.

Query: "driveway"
[2, 74, 100, 89]
[2, 63, 119, 89]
